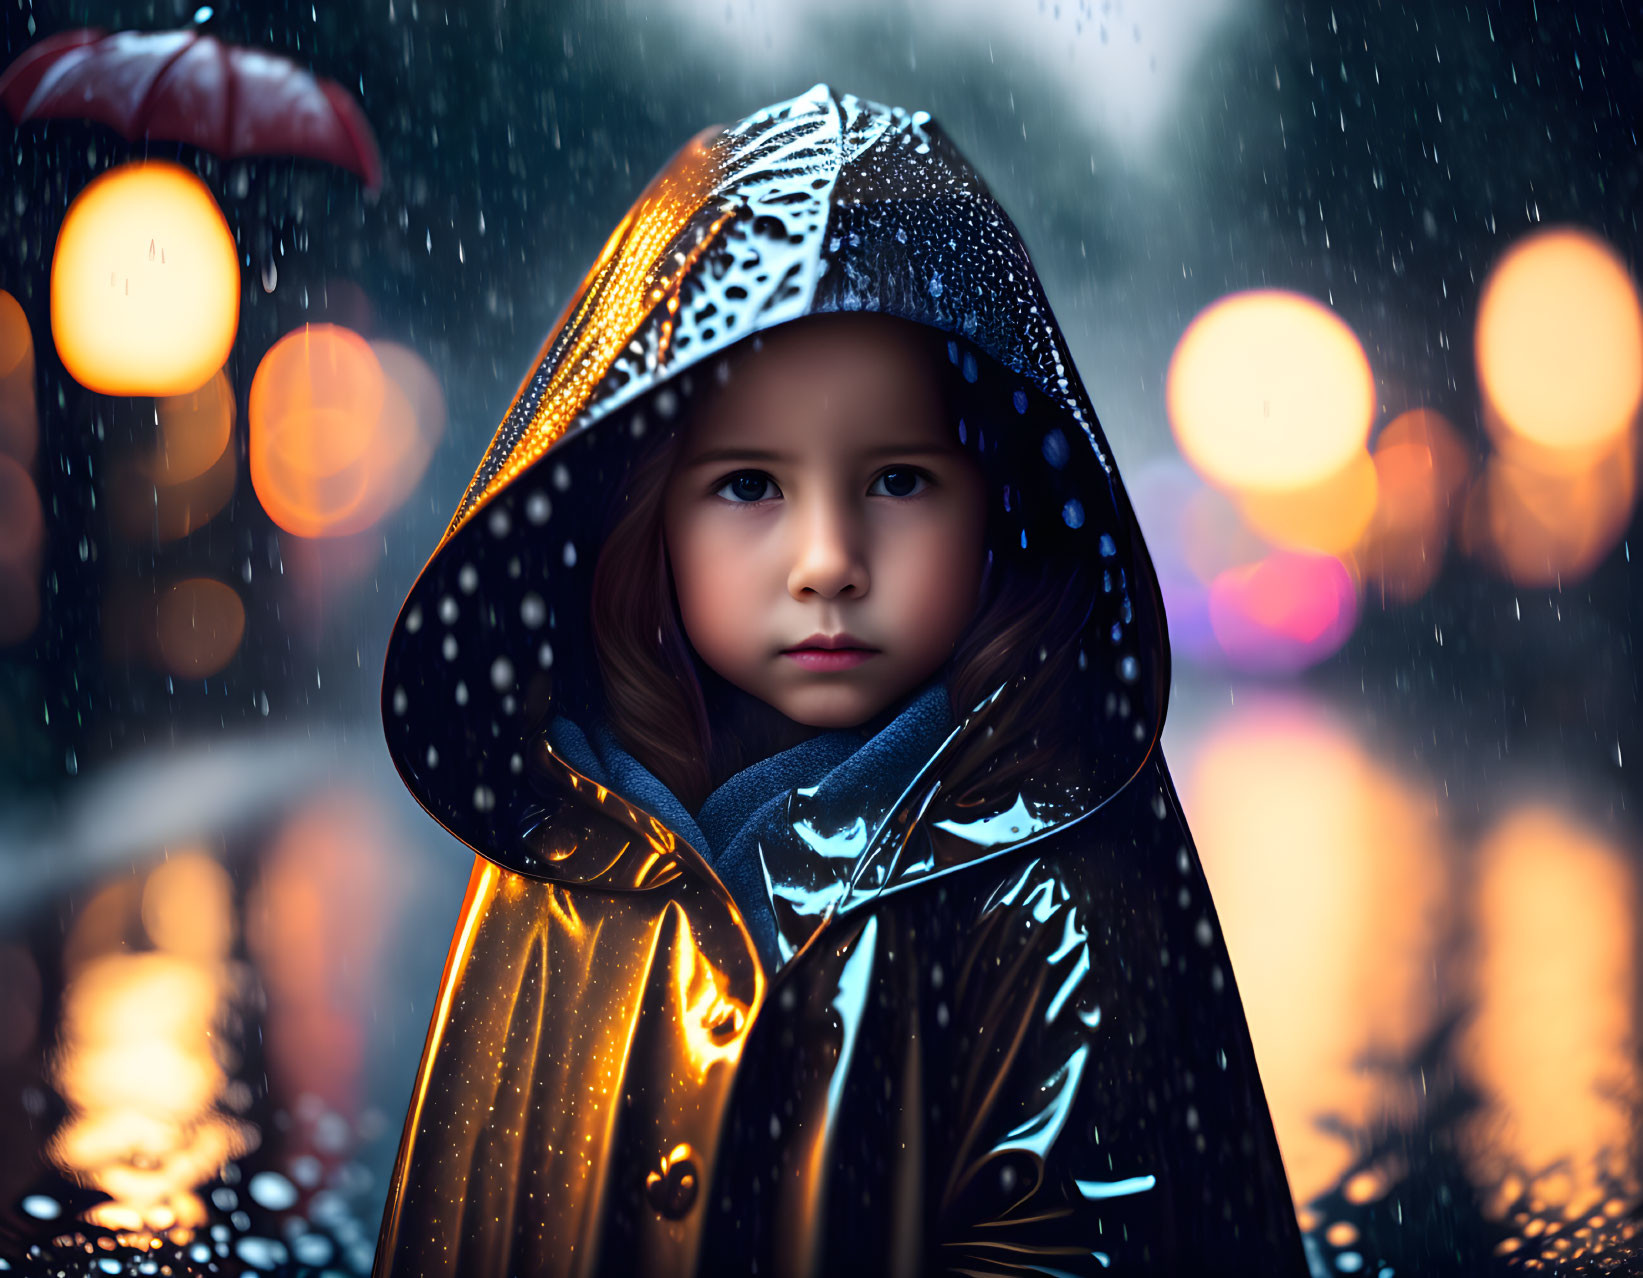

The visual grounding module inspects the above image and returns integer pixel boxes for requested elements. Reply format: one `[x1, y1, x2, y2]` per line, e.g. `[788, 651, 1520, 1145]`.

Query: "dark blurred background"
[0, 0, 1638, 1273]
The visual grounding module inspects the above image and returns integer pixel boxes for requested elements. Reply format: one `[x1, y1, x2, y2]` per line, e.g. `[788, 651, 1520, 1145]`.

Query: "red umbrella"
[0, 27, 382, 192]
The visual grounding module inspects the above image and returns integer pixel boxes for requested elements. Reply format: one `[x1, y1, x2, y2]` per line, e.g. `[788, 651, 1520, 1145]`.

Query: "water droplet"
[248, 1171, 298, 1210]
[235, 1236, 288, 1270]
[21, 1195, 59, 1220]
[293, 1234, 334, 1266]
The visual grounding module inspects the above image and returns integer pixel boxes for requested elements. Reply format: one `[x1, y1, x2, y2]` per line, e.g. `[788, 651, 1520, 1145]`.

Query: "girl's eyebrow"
[682, 442, 959, 468]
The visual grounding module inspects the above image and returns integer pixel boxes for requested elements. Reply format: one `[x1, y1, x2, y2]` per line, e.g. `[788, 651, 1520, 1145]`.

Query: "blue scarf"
[545, 679, 955, 971]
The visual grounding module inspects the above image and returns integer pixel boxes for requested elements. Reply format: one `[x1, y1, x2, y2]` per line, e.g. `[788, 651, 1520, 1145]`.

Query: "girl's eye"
[712, 467, 930, 504]
[870, 467, 930, 498]
[713, 470, 780, 503]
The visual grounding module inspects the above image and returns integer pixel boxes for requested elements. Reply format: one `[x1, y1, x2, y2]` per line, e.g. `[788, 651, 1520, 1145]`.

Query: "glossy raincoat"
[373, 84, 1308, 1278]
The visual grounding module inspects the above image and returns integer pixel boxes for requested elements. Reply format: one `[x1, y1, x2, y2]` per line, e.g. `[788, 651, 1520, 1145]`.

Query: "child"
[374, 84, 1308, 1277]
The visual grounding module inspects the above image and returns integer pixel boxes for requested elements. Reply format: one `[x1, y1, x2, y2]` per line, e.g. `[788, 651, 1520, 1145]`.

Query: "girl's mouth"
[783, 648, 877, 671]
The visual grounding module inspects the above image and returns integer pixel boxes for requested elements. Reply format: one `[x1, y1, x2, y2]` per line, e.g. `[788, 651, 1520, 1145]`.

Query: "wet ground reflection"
[0, 689, 1639, 1274]
[1173, 683, 1643, 1275]
[0, 737, 467, 1275]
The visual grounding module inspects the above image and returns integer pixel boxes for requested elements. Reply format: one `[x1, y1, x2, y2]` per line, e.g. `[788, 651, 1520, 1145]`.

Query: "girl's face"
[662, 313, 989, 731]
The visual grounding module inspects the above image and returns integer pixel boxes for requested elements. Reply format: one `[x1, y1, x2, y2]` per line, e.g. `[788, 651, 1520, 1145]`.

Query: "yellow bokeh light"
[142, 851, 235, 962]
[248, 790, 400, 1109]
[1356, 408, 1470, 605]
[1167, 289, 1376, 493]
[108, 394, 238, 546]
[1476, 227, 1643, 454]
[1459, 430, 1636, 588]
[1461, 806, 1638, 1220]
[50, 874, 250, 1243]
[51, 162, 240, 398]
[1238, 450, 1380, 555]
[251, 325, 446, 538]
[249, 324, 383, 537]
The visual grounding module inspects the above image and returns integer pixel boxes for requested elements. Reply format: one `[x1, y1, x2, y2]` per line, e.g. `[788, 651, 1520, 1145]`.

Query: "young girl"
[374, 84, 1308, 1277]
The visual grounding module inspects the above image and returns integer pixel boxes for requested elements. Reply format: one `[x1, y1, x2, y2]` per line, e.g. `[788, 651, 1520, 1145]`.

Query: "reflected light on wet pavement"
[0, 763, 438, 1276]
[1175, 691, 1643, 1274]
[1463, 807, 1641, 1263]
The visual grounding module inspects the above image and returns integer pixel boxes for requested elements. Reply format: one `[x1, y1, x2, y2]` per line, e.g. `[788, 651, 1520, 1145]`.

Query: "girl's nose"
[787, 500, 868, 600]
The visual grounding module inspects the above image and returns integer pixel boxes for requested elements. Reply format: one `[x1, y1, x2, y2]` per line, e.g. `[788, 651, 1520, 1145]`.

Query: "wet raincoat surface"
[373, 83, 1308, 1278]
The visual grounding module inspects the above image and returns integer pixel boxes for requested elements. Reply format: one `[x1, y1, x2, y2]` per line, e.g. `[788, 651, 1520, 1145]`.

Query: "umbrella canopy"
[0, 27, 381, 192]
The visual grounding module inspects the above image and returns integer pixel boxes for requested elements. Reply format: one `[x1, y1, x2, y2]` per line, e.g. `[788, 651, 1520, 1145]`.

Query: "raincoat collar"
[540, 678, 954, 971]
[381, 82, 1169, 916]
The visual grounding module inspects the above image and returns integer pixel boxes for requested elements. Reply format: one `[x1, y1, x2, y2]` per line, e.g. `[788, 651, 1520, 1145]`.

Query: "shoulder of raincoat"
[372, 83, 1309, 1278]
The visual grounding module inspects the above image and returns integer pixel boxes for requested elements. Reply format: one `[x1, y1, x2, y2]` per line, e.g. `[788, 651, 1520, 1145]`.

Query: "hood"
[381, 83, 1170, 906]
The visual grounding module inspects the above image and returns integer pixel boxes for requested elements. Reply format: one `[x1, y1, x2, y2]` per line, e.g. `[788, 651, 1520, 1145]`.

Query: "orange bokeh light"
[1476, 227, 1643, 455]
[250, 325, 444, 538]
[369, 339, 447, 515]
[1237, 450, 1380, 555]
[0, 289, 37, 470]
[154, 578, 246, 678]
[1167, 289, 1376, 493]
[108, 384, 239, 546]
[142, 851, 236, 963]
[51, 162, 240, 398]
[1356, 408, 1470, 605]
[1180, 698, 1450, 1209]
[107, 369, 239, 544]
[248, 790, 401, 1115]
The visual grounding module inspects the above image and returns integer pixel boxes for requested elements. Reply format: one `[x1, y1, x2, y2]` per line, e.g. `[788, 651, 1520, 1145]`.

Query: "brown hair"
[586, 321, 1100, 813]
